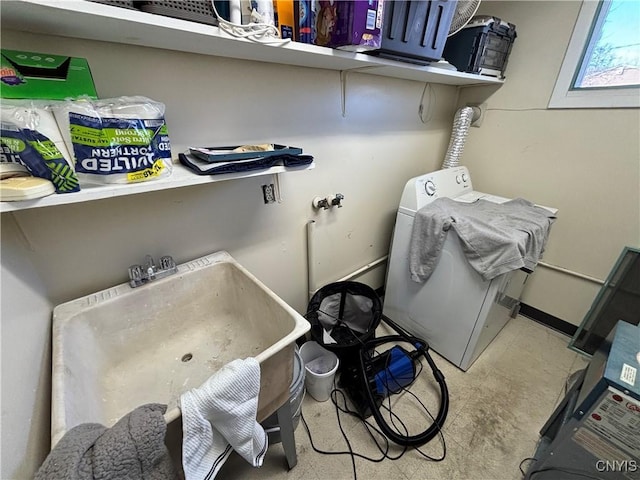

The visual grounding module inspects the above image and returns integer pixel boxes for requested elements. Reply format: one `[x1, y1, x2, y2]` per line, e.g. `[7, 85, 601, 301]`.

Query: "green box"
[0, 49, 97, 100]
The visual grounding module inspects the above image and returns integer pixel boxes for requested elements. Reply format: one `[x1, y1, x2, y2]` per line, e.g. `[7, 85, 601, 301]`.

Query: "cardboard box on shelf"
[316, 0, 383, 52]
[0, 49, 97, 100]
[275, 0, 296, 40]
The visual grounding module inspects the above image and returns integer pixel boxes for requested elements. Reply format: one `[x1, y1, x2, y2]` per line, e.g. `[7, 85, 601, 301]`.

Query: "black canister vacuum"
[305, 281, 449, 447]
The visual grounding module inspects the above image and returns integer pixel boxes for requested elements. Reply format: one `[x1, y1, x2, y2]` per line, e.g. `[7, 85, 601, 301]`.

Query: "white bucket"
[261, 348, 305, 443]
[299, 341, 339, 402]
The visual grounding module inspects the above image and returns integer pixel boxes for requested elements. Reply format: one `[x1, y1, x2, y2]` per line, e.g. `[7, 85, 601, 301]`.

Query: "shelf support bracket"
[9, 212, 36, 252]
[272, 173, 282, 203]
[339, 66, 380, 117]
[340, 70, 348, 118]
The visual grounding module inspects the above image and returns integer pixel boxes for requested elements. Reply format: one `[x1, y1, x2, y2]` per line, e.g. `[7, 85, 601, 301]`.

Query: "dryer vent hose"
[442, 106, 474, 169]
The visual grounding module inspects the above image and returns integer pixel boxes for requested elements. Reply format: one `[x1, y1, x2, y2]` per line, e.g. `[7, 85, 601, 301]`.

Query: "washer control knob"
[462, 173, 468, 182]
[456, 175, 461, 184]
[425, 180, 436, 196]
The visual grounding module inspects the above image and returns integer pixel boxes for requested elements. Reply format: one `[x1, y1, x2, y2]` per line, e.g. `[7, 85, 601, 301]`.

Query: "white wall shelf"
[2, 0, 504, 87]
[0, 162, 314, 212]
[1, 0, 498, 212]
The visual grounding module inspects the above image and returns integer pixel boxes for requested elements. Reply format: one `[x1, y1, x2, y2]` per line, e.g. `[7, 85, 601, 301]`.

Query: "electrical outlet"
[262, 184, 276, 204]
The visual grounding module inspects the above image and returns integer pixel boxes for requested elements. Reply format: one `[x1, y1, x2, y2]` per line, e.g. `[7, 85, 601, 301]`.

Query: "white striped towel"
[180, 357, 267, 480]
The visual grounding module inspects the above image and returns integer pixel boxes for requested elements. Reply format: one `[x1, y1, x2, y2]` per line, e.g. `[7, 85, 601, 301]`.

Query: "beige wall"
[4, 2, 640, 476]
[0, 29, 458, 478]
[460, 1, 640, 325]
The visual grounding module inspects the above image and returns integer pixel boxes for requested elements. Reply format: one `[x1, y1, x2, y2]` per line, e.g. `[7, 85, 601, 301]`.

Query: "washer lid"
[454, 190, 512, 204]
[455, 190, 558, 215]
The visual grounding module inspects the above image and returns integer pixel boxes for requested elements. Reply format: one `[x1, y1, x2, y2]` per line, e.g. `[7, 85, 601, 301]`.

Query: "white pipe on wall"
[538, 261, 605, 285]
[336, 255, 388, 283]
[307, 220, 318, 300]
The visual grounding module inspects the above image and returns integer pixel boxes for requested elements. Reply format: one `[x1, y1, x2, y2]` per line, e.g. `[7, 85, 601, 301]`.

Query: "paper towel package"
[52, 96, 173, 185]
[0, 49, 97, 100]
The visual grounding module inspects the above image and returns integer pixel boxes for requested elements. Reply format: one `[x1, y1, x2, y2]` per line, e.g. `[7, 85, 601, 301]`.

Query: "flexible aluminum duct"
[442, 106, 474, 169]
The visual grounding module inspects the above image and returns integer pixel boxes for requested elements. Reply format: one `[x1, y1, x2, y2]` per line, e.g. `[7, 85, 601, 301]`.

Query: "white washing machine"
[383, 166, 555, 371]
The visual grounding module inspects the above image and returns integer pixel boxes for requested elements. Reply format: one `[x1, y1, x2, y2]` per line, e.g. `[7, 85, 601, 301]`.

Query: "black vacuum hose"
[358, 332, 449, 447]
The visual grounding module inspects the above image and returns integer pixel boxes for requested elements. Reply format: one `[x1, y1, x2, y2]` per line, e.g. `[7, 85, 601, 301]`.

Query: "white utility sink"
[51, 251, 309, 448]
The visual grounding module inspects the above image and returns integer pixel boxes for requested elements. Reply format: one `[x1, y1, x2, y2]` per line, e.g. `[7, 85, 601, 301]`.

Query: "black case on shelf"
[443, 16, 517, 79]
[139, 1, 219, 26]
[369, 0, 456, 65]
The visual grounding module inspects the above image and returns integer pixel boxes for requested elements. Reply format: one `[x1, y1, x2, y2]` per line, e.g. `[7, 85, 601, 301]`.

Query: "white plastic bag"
[1, 101, 80, 193]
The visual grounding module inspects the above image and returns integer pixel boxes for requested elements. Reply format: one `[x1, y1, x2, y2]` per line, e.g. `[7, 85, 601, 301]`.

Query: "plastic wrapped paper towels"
[1, 102, 80, 193]
[52, 96, 172, 185]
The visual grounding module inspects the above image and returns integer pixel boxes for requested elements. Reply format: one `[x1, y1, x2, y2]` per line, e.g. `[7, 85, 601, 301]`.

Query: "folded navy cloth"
[281, 154, 314, 167]
[179, 152, 313, 175]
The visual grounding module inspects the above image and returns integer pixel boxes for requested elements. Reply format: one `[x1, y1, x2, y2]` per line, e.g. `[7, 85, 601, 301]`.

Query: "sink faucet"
[128, 254, 178, 288]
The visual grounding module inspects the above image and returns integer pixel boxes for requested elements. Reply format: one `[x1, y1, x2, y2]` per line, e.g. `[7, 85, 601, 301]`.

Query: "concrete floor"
[219, 316, 589, 480]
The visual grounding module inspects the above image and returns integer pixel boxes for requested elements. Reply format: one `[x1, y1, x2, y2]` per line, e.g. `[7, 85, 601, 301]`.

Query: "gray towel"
[409, 197, 556, 282]
[36, 403, 179, 480]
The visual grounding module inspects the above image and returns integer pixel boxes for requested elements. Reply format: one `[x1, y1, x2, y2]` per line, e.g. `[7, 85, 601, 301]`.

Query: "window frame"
[548, 0, 640, 109]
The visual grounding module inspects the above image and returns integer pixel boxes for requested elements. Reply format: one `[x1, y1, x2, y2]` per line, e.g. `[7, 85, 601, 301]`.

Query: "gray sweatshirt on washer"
[409, 197, 556, 282]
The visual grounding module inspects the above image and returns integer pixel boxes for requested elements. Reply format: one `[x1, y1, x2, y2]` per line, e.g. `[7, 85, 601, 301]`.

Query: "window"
[549, 0, 640, 108]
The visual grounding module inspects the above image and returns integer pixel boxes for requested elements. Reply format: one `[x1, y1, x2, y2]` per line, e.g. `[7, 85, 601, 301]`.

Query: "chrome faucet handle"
[159, 255, 176, 271]
[128, 264, 145, 287]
